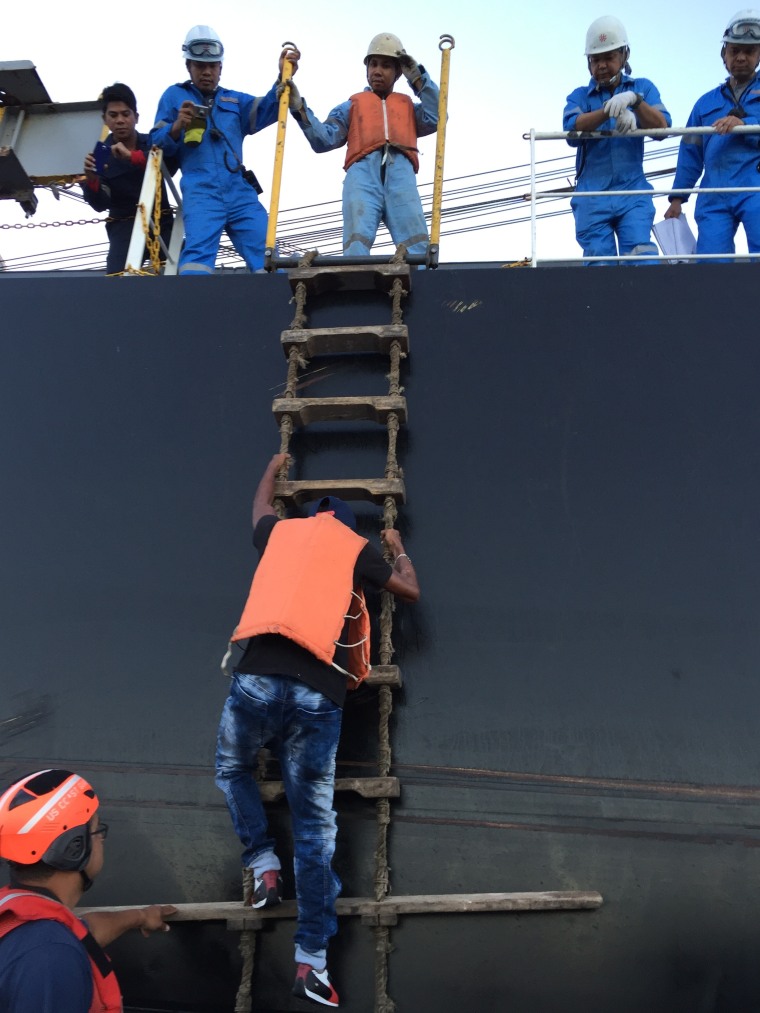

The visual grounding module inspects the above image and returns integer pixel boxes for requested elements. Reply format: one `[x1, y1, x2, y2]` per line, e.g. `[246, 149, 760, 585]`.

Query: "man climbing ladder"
[215, 452, 419, 1007]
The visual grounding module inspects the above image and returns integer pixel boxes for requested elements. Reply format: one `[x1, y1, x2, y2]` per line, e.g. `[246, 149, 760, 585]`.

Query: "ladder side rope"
[374, 926, 396, 1013]
[290, 280, 308, 329]
[373, 334, 408, 1007]
[235, 869, 256, 1013]
[389, 277, 407, 326]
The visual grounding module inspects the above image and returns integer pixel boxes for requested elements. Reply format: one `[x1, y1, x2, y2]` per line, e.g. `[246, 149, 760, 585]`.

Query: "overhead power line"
[0, 145, 680, 271]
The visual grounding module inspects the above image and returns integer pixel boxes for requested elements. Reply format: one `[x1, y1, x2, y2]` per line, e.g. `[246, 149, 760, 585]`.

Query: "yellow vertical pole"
[265, 42, 299, 269]
[429, 34, 455, 268]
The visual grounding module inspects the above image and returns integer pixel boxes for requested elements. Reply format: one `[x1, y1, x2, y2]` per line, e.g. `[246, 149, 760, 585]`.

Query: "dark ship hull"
[3, 264, 760, 1011]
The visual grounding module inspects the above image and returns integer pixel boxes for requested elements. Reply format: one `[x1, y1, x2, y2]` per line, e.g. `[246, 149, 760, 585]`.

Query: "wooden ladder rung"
[287, 264, 411, 296]
[281, 325, 409, 358]
[364, 665, 402, 688]
[258, 776, 399, 803]
[273, 396, 407, 427]
[274, 478, 405, 508]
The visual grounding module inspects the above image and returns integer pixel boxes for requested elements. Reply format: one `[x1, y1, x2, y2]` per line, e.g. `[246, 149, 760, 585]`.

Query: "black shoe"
[292, 963, 339, 1007]
[248, 870, 283, 909]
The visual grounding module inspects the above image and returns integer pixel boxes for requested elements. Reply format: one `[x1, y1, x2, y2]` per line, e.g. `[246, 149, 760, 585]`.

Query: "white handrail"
[525, 124, 760, 265]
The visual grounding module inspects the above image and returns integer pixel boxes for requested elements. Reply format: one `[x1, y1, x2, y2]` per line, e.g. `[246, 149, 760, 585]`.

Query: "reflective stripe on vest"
[345, 91, 419, 173]
[0, 887, 123, 1012]
[231, 514, 372, 684]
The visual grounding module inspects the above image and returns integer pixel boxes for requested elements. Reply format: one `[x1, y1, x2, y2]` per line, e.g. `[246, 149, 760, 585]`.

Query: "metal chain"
[146, 149, 163, 274]
[0, 218, 103, 229]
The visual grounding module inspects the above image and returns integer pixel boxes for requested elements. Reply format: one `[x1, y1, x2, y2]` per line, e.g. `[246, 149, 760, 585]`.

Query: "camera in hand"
[185, 104, 208, 147]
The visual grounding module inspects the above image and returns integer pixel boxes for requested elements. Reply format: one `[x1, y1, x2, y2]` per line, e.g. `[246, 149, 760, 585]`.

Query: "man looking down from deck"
[0, 768, 176, 1013]
[284, 33, 439, 258]
[216, 453, 419, 1007]
[665, 10, 760, 260]
[564, 16, 671, 264]
[80, 83, 173, 275]
[151, 26, 299, 276]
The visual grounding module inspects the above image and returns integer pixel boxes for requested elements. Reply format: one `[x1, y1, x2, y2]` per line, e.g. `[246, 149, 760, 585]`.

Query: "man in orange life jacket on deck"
[285, 33, 439, 257]
[0, 768, 176, 1013]
[216, 453, 420, 1007]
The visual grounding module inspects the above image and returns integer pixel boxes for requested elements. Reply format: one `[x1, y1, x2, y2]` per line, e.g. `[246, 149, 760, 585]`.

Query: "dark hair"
[7, 859, 55, 883]
[100, 83, 137, 115]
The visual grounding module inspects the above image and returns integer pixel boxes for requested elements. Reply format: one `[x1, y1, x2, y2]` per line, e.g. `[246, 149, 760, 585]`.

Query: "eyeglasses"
[91, 822, 109, 840]
[728, 20, 760, 41]
[184, 40, 224, 59]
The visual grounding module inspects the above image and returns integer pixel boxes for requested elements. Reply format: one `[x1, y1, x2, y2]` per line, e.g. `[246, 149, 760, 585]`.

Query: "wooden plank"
[287, 264, 411, 296]
[364, 665, 402, 688]
[272, 396, 407, 427]
[258, 776, 399, 802]
[78, 891, 603, 924]
[274, 478, 405, 508]
[280, 325, 410, 357]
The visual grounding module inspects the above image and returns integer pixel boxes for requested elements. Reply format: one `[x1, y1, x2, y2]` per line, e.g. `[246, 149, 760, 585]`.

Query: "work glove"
[604, 91, 637, 119]
[277, 79, 304, 113]
[614, 109, 637, 134]
[397, 51, 422, 87]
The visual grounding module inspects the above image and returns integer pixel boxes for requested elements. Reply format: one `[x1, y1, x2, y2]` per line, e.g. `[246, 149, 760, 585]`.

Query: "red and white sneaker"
[248, 870, 283, 909]
[292, 963, 340, 1007]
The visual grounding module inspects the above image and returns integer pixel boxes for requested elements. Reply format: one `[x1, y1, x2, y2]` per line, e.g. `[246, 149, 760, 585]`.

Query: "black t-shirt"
[235, 515, 393, 706]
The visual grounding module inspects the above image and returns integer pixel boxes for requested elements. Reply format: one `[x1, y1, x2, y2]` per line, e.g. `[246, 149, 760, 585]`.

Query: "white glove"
[277, 79, 303, 112]
[397, 51, 422, 87]
[604, 91, 637, 119]
[614, 109, 637, 134]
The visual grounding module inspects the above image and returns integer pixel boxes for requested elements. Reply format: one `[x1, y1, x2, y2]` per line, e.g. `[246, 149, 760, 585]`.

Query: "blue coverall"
[151, 81, 279, 275]
[670, 74, 760, 259]
[564, 74, 671, 264]
[295, 74, 439, 256]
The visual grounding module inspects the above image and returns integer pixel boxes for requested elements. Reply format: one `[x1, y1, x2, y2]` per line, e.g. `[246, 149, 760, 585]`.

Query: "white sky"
[0, 0, 748, 268]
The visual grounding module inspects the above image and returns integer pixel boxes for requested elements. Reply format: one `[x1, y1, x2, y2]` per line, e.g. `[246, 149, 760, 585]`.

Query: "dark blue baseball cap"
[307, 496, 357, 531]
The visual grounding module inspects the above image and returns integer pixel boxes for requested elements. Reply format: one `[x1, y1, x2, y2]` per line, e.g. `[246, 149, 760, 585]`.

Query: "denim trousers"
[215, 672, 343, 955]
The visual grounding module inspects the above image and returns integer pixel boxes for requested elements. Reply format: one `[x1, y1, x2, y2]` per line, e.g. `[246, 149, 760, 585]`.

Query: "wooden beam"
[79, 891, 603, 928]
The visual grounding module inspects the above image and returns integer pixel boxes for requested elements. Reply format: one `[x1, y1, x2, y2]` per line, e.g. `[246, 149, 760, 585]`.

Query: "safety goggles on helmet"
[184, 39, 224, 60]
[725, 18, 760, 41]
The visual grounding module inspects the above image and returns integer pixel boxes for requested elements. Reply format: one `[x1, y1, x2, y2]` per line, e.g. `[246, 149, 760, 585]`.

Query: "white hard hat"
[182, 25, 224, 63]
[584, 16, 629, 56]
[364, 32, 406, 65]
[722, 10, 760, 43]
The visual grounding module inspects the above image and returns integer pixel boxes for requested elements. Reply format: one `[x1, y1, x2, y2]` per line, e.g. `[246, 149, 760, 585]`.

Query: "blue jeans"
[215, 672, 343, 957]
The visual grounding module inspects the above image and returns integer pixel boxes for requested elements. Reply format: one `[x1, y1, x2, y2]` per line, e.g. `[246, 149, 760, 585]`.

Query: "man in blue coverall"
[284, 32, 438, 257]
[151, 26, 298, 276]
[665, 10, 760, 260]
[564, 16, 671, 264]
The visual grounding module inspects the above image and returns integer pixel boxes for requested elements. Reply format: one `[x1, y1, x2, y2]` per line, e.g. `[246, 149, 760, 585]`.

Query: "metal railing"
[124, 149, 183, 276]
[525, 125, 760, 267]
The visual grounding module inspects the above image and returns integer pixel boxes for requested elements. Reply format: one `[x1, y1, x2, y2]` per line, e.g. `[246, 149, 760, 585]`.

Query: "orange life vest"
[345, 91, 419, 173]
[231, 514, 373, 686]
[0, 886, 123, 1012]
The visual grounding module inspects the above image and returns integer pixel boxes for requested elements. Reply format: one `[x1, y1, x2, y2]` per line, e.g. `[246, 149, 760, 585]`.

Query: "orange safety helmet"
[0, 769, 99, 870]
